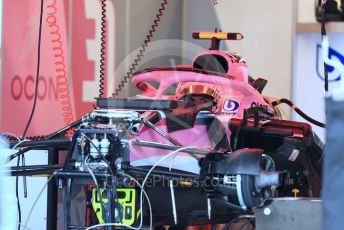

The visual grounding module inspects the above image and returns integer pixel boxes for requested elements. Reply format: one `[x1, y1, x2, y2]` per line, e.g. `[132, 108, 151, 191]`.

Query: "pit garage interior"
[0, 1, 343, 230]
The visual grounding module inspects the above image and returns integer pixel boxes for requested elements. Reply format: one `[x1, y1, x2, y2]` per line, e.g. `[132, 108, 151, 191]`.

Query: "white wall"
[114, 0, 183, 97]
[298, 0, 317, 23]
[7, 150, 48, 230]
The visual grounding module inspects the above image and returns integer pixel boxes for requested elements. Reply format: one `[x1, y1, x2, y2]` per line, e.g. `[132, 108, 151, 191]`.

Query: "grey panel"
[256, 198, 322, 230]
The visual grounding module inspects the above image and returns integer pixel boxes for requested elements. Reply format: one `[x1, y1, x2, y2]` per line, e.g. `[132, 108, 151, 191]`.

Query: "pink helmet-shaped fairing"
[192, 50, 249, 83]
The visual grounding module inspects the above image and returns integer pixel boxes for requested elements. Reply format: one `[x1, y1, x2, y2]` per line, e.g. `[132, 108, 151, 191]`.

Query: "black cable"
[86, 167, 106, 225]
[324, 61, 329, 92]
[10, 168, 61, 177]
[222, 216, 241, 230]
[271, 98, 326, 128]
[10, 137, 71, 149]
[8, 138, 71, 162]
[112, 0, 169, 97]
[81, 134, 117, 224]
[15, 155, 21, 230]
[10, 164, 63, 171]
[22, 0, 44, 139]
[211, 197, 242, 210]
[321, 1, 329, 92]
[8, 118, 81, 162]
[99, 0, 107, 98]
[233, 124, 242, 151]
[237, 220, 251, 230]
[16, 1, 44, 229]
[222, 216, 255, 230]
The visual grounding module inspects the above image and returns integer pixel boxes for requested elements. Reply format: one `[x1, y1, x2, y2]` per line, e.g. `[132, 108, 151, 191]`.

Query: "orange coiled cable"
[46, 0, 75, 136]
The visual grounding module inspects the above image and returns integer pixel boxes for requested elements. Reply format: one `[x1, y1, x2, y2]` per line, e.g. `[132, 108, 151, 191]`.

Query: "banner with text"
[1, 0, 116, 137]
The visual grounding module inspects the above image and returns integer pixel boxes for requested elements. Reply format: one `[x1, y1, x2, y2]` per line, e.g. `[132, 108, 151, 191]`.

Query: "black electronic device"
[96, 98, 182, 110]
[315, 0, 344, 21]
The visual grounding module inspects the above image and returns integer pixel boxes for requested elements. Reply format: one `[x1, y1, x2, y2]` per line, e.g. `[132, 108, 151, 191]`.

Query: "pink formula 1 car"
[116, 32, 322, 227]
[10, 31, 323, 229]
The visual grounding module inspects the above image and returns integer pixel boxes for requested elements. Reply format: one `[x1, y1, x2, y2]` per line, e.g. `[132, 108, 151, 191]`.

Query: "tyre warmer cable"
[99, 0, 107, 98]
[271, 98, 326, 128]
[46, 0, 75, 136]
[112, 0, 169, 97]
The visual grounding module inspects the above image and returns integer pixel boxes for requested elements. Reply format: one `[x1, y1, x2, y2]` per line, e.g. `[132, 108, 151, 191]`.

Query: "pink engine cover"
[130, 117, 213, 174]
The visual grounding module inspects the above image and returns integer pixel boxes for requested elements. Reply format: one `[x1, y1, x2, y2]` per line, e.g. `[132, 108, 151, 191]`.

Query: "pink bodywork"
[192, 50, 249, 83]
[129, 50, 273, 173]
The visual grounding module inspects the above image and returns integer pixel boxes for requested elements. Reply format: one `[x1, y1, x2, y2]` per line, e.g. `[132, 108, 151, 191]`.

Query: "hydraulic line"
[271, 98, 326, 128]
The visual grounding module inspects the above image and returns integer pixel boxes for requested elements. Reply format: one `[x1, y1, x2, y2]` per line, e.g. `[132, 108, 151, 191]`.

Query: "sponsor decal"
[316, 44, 344, 82]
[251, 101, 268, 109]
[222, 99, 240, 114]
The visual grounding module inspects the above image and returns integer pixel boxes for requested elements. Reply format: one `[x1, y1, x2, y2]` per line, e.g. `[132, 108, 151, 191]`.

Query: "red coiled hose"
[46, 0, 75, 135]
